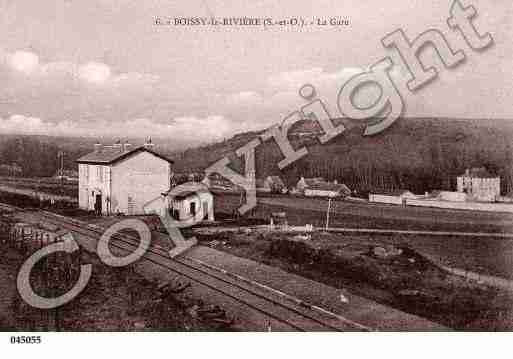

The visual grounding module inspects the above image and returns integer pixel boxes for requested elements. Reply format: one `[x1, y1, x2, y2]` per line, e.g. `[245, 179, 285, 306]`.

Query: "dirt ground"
[0, 243, 224, 331]
[194, 228, 513, 330]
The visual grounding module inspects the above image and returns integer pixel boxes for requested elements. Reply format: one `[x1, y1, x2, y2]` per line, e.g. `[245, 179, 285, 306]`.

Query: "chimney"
[123, 142, 132, 152]
[113, 139, 122, 152]
[94, 142, 102, 152]
[143, 137, 155, 150]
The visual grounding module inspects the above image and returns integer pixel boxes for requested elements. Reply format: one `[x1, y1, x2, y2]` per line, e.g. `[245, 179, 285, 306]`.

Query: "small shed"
[166, 187, 214, 222]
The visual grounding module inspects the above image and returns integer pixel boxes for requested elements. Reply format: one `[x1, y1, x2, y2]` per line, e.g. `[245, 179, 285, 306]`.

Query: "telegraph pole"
[325, 197, 332, 230]
[58, 151, 64, 192]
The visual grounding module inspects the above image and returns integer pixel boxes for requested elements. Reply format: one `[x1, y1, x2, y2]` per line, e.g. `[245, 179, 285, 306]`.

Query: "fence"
[0, 218, 84, 330]
[405, 198, 513, 213]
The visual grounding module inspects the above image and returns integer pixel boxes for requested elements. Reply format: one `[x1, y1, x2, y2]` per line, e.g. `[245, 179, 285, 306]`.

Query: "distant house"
[265, 176, 286, 193]
[0, 163, 22, 177]
[369, 190, 417, 205]
[457, 167, 500, 202]
[76, 140, 174, 215]
[256, 176, 287, 193]
[297, 177, 350, 198]
[54, 169, 79, 182]
[296, 177, 325, 192]
[203, 172, 242, 192]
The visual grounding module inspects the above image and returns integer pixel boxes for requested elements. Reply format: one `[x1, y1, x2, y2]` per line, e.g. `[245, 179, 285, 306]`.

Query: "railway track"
[0, 202, 371, 331]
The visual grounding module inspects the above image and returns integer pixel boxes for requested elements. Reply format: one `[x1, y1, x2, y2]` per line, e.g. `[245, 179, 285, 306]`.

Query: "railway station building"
[76, 140, 174, 215]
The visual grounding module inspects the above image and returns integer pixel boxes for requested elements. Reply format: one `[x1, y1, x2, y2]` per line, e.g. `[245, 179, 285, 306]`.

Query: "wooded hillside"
[172, 117, 513, 196]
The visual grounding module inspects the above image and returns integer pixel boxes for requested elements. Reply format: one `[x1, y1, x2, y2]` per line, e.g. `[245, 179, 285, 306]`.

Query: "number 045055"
[10, 336, 41, 344]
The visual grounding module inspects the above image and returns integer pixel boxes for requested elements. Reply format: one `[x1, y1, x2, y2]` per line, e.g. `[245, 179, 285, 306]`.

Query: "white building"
[296, 177, 325, 192]
[76, 140, 174, 215]
[457, 168, 500, 202]
[297, 177, 351, 198]
[369, 190, 417, 205]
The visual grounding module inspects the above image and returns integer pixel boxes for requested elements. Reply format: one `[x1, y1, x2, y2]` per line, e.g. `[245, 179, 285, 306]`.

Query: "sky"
[0, 0, 511, 148]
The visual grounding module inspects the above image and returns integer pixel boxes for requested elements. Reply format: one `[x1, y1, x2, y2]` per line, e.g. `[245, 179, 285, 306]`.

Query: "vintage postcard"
[0, 0, 511, 356]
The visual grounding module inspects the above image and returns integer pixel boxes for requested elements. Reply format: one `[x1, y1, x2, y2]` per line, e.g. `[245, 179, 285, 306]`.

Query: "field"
[213, 192, 513, 280]
[214, 192, 513, 233]
[0, 176, 77, 198]
[192, 229, 513, 330]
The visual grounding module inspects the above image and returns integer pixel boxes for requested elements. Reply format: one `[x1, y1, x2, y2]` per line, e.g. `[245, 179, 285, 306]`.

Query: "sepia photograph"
[0, 0, 512, 356]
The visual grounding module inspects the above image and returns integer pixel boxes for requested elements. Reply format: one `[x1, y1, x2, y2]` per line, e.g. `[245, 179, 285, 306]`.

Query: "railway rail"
[0, 202, 371, 331]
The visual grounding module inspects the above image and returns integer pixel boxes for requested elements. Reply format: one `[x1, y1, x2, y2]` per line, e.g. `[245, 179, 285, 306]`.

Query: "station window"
[97, 166, 103, 182]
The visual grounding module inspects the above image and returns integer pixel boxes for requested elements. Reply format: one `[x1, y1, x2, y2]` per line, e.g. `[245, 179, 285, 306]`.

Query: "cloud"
[0, 114, 45, 132]
[266, 67, 365, 108]
[221, 67, 367, 120]
[111, 72, 160, 87]
[78, 62, 112, 84]
[0, 49, 409, 144]
[0, 49, 165, 133]
[168, 116, 238, 140]
[225, 91, 264, 106]
[1, 49, 158, 87]
[254, 65, 413, 119]
[39, 61, 76, 77]
[6, 51, 40, 75]
[267, 67, 326, 90]
[267, 67, 364, 92]
[0, 113, 239, 145]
